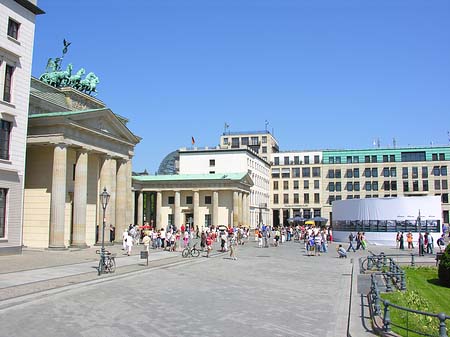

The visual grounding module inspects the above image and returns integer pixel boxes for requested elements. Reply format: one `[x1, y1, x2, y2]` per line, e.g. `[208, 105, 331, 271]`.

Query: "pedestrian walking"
[229, 236, 237, 260]
[122, 228, 128, 251]
[142, 232, 150, 253]
[109, 224, 115, 244]
[126, 233, 133, 256]
[347, 232, 356, 252]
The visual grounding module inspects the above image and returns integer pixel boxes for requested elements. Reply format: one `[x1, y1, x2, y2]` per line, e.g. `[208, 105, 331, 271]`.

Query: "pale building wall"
[23, 147, 52, 248]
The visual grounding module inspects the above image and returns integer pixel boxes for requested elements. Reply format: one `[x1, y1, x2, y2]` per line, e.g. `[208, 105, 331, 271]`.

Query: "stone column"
[49, 143, 67, 249]
[71, 149, 88, 248]
[137, 191, 144, 227]
[115, 159, 127, 235]
[279, 208, 283, 227]
[174, 191, 181, 230]
[126, 160, 133, 226]
[233, 191, 239, 227]
[238, 192, 243, 226]
[193, 191, 200, 229]
[244, 193, 250, 227]
[213, 191, 219, 227]
[98, 156, 110, 243]
[156, 191, 162, 229]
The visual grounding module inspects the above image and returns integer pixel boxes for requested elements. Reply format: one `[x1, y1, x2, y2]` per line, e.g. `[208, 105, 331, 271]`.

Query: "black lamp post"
[99, 187, 110, 274]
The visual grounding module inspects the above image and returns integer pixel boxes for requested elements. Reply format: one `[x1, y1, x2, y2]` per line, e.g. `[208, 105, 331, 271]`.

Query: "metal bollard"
[386, 272, 392, 292]
[382, 253, 387, 268]
[383, 300, 392, 332]
[400, 270, 406, 291]
[438, 313, 448, 337]
[374, 284, 381, 316]
[411, 253, 415, 267]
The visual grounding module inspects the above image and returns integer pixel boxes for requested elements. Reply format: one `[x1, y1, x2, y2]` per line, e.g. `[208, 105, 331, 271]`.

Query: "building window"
[439, 153, 445, 161]
[422, 167, 428, 178]
[314, 180, 320, 189]
[231, 137, 239, 148]
[186, 196, 193, 204]
[223, 138, 228, 145]
[335, 156, 341, 164]
[403, 181, 409, 192]
[390, 167, 396, 177]
[304, 180, 309, 189]
[383, 155, 388, 162]
[391, 181, 397, 191]
[402, 167, 408, 179]
[372, 168, 378, 178]
[283, 181, 289, 190]
[328, 169, 334, 179]
[294, 156, 300, 165]
[390, 155, 395, 162]
[401, 151, 426, 162]
[312, 167, 320, 177]
[272, 168, 280, 178]
[209, 171, 215, 174]
[328, 196, 335, 205]
[346, 169, 353, 178]
[383, 181, 390, 191]
[274, 157, 279, 165]
[413, 180, 419, 191]
[442, 194, 449, 204]
[354, 168, 359, 178]
[250, 137, 258, 145]
[293, 180, 299, 190]
[346, 182, 353, 192]
[261, 136, 267, 143]
[314, 193, 320, 203]
[241, 137, 249, 145]
[284, 156, 289, 165]
[443, 180, 448, 190]
[3, 65, 14, 103]
[205, 214, 211, 227]
[273, 181, 279, 190]
[282, 168, 290, 178]
[432, 153, 438, 161]
[431, 182, 441, 195]
[347, 156, 352, 164]
[273, 194, 279, 204]
[293, 193, 299, 204]
[304, 156, 310, 164]
[336, 182, 342, 192]
[373, 181, 379, 191]
[262, 146, 267, 153]
[412, 167, 418, 179]
[7, 18, 20, 40]
[209, 159, 215, 166]
[283, 194, 289, 204]
[354, 182, 360, 191]
[365, 155, 370, 163]
[314, 155, 320, 164]
[353, 156, 359, 163]
[423, 180, 429, 191]
[335, 169, 341, 179]
[0, 120, 12, 160]
[304, 193, 309, 204]
[329, 157, 335, 164]
[302, 167, 310, 177]
[292, 168, 300, 178]
[329, 182, 335, 192]
[0, 188, 6, 238]
[205, 196, 212, 204]
[383, 167, 389, 177]
[364, 168, 371, 178]
[371, 155, 377, 163]
[442, 166, 448, 176]
[365, 181, 372, 191]
[433, 166, 441, 176]
[168, 196, 174, 204]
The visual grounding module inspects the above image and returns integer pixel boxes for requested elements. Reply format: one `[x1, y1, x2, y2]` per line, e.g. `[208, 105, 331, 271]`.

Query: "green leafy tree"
[438, 243, 450, 287]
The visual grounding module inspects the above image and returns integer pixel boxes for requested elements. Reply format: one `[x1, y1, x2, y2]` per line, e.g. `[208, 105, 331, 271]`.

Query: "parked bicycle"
[96, 249, 116, 275]
[182, 243, 201, 258]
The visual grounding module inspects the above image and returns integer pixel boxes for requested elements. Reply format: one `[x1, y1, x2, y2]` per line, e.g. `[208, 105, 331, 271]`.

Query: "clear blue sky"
[32, 0, 450, 173]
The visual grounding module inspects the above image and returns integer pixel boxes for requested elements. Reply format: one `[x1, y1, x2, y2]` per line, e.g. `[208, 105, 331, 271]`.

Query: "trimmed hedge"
[438, 243, 450, 287]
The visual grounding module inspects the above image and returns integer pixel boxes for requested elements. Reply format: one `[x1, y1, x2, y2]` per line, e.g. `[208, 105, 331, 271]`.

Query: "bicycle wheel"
[182, 248, 190, 258]
[191, 248, 200, 258]
[107, 258, 116, 273]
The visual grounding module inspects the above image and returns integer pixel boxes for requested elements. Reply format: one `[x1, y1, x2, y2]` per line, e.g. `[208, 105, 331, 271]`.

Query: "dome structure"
[157, 150, 179, 175]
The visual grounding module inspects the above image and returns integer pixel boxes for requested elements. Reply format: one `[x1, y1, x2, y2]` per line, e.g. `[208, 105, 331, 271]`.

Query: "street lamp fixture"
[99, 187, 110, 275]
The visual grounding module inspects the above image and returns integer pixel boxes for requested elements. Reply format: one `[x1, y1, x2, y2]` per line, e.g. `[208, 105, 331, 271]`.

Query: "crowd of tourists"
[395, 231, 447, 255]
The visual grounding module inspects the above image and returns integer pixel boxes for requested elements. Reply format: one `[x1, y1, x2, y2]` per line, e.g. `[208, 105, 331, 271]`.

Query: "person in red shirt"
[206, 234, 213, 258]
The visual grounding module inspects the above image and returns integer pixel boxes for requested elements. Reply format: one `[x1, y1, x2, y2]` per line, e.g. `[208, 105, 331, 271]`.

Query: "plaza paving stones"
[0, 240, 437, 336]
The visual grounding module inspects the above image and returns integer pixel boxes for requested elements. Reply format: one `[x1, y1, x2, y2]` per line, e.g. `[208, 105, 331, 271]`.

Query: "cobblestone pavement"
[0, 240, 439, 337]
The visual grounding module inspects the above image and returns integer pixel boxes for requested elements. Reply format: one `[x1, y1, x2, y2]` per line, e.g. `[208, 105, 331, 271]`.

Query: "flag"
[191, 136, 195, 145]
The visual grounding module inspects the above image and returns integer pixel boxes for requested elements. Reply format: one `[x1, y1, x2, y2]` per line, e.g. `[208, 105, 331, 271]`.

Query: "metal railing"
[367, 258, 450, 337]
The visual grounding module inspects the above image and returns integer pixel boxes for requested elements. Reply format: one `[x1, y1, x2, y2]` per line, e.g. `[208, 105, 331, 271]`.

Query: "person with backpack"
[347, 232, 356, 252]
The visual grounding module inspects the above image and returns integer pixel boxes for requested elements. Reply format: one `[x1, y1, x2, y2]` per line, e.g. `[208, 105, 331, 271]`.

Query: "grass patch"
[381, 267, 450, 337]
